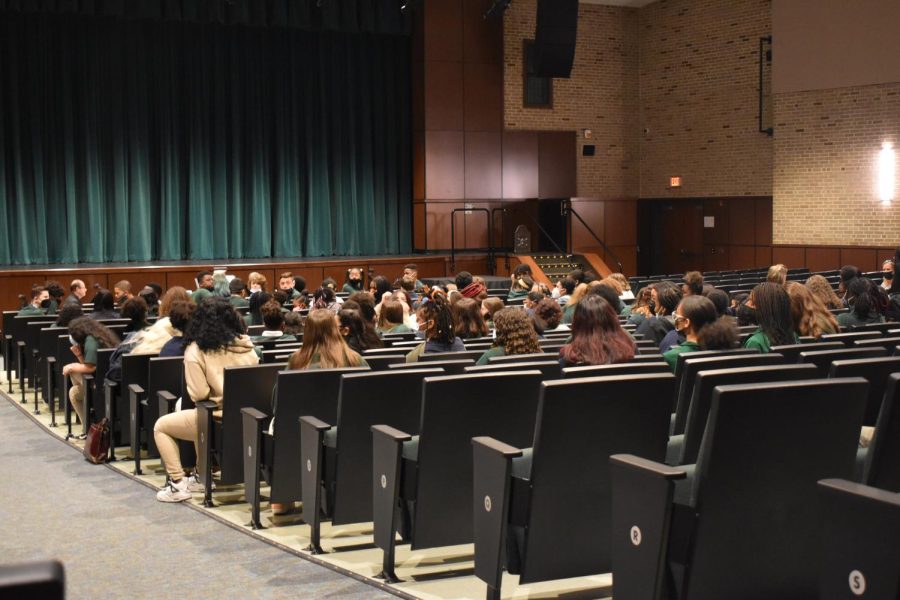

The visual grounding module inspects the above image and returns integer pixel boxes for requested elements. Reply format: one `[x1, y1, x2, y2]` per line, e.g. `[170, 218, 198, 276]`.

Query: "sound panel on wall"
[529, 0, 578, 78]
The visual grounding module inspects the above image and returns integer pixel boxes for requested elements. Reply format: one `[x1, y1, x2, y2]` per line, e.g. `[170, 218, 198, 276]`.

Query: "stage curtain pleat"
[0, 9, 411, 264]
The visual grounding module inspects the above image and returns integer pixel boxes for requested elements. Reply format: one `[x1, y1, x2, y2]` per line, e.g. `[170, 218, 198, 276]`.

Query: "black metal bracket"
[759, 36, 773, 136]
[563, 201, 625, 275]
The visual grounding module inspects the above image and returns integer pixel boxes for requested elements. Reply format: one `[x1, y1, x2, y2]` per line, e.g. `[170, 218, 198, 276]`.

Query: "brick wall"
[638, 0, 773, 198]
[503, 1, 640, 200]
[772, 82, 900, 246]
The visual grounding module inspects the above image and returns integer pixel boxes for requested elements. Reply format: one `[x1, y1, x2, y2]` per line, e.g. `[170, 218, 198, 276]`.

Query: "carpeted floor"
[0, 397, 393, 599]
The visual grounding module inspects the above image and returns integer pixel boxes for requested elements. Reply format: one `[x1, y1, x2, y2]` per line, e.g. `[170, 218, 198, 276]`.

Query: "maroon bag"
[82, 418, 110, 464]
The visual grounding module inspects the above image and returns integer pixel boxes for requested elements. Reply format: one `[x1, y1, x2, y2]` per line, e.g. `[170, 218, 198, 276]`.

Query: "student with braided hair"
[405, 290, 465, 362]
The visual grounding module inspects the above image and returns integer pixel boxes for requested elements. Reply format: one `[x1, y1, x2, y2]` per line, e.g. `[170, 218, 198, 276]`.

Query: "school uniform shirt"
[183, 335, 260, 410]
[561, 302, 577, 325]
[476, 345, 506, 366]
[82, 335, 100, 366]
[377, 323, 413, 335]
[744, 329, 799, 353]
[836, 311, 885, 328]
[192, 288, 214, 304]
[663, 341, 700, 371]
[229, 295, 250, 309]
[341, 283, 363, 295]
[659, 328, 685, 354]
[64, 293, 82, 306]
[405, 337, 466, 362]
[17, 304, 44, 316]
[159, 336, 187, 357]
[507, 288, 529, 302]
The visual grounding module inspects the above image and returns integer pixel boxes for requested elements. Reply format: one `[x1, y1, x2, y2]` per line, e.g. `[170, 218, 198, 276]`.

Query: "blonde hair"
[599, 277, 623, 296]
[785, 281, 839, 338]
[609, 273, 631, 292]
[767, 264, 788, 286]
[568, 283, 590, 307]
[248, 272, 267, 291]
[804, 275, 844, 311]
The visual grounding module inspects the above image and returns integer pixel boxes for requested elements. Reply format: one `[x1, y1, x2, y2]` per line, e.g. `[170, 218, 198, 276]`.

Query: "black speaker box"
[529, 0, 578, 78]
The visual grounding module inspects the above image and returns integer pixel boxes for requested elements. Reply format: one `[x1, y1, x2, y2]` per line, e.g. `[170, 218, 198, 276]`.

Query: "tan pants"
[154, 409, 199, 480]
[69, 372, 86, 425]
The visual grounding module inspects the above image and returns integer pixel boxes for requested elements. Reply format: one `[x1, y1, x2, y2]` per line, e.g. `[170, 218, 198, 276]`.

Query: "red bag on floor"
[83, 418, 110, 464]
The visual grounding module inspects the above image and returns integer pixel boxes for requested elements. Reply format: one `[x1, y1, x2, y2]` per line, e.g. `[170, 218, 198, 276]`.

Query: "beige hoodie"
[131, 317, 179, 355]
[184, 335, 259, 410]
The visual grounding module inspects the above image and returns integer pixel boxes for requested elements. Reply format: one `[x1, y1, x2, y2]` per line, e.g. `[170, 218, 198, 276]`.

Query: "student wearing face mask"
[192, 271, 215, 304]
[18, 285, 50, 315]
[342, 268, 365, 294]
[837, 277, 889, 328]
[635, 282, 683, 346]
[743, 283, 798, 353]
[662, 296, 719, 371]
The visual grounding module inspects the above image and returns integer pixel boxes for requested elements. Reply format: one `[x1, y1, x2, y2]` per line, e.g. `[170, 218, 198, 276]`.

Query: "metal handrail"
[563, 200, 625, 275]
[490, 206, 569, 258]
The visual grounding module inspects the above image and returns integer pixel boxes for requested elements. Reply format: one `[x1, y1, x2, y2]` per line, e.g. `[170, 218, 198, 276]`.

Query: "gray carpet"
[0, 397, 394, 599]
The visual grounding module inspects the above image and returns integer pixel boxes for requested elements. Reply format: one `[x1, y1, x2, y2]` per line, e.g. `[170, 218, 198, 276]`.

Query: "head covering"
[461, 282, 486, 299]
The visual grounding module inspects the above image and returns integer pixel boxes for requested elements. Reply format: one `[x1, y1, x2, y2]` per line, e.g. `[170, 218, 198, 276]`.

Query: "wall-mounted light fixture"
[878, 141, 895, 205]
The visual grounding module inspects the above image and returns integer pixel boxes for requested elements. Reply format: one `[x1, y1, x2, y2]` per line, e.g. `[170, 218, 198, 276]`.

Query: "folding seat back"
[862, 373, 900, 492]
[116, 352, 154, 448]
[488, 352, 551, 365]
[363, 355, 405, 370]
[465, 361, 562, 379]
[39, 326, 67, 406]
[800, 347, 887, 375]
[331, 369, 443, 524]
[672, 353, 784, 434]
[629, 354, 665, 362]
[848, 322, 895, 334]
[261, 348, 295, 364]
[519, 374, 675, 583]
[770, 341, 843, 363]
[419, 350, 485, 362]
[146, 356, 185, 458]
[678, 364, 820, 465]
[684, 379, 867, 599]
[414, 372, 542, 549]
[817, 479, 900, 600]
[852, 336, 900, 352]
[363, 347, 408, 357]
[829, 357, 900, 426]
[562, 362, 669, 379]
[822, 331, 881, 346]
[389, 359, 473, 374]
[672, 348, 757, 395]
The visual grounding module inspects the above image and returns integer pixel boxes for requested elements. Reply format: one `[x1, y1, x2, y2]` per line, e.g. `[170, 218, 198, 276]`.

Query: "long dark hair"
[417, 290, 455, 345]
[247, 291, 273, 326]
[750, 283, 796, 346]
[370, 276, 392, 302]
[338, 308, 382, 353]
[183, 297, 247, 352]
[847, 277, 889, 319]
[68, 316, 119, 349]
[93, 289, 116, 313]
[559, 295, 635, 366]
[452, 298, 489, 339]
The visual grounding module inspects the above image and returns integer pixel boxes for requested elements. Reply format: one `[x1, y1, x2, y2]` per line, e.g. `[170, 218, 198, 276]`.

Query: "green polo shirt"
[17, 304, 45, 316]
[83, 335, 99, 366]
[562, 302, 577, 325]
[476, 345, 506, 366]
[663, 341, 700, 371]
[377, 323, 413, 335]
[192, 288, 213, 304]
[229, 295, 250, 308]
[743, 330, 771, 353]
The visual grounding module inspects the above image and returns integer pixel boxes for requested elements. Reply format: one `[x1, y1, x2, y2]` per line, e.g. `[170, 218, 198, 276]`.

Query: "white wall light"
[878, 141, 895, 205]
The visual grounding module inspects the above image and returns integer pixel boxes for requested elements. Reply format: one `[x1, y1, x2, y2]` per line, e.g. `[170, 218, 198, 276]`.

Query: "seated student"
[568, 268, 585, 285]
[636, 282, 683, 346]
[609, 272, 635, 301]
[559, 295, 635, 367]
[132, 287, 193, 355]
[321, 277, 343, 304]
[348, 292, 380, 326]
[766, 264, 788, 286]
[154, 298, 259, 503]
[369, 275, 392, 303]
[45, 281, 66, 315]
[338, 307, 382, 354]
[704, 287, 731, 317]
[398, 275, 420, 308]
[113, 280, 134, 306]
[312, 287, 341, 314]
[403, 263, 425, 292]
[55, 303, 84, 327]
[18, 285, 49, 316]
[406, 291, 465, 362]
[212, 273, 231, 299]
[733, 292, 757, 326]
[626, 286, 654, 326]
[121, 297, 151, 333]
[698, 314, 740, 350]
[278, 272, 302, 300]
[553, 277, 576, 306]
[460, 277, 487, 300]
[562, 283, 590, 324]
[785, 281, 839, 338]
[523, 291, 544, 315]
[838, 277, 889, 328]
[507, 276, 533, 302]
[592, 279, 626, 315]
[192, 271, 215, 304]
[376, 300, 413, 335]
[245, 292, 273, 326]
[272, 290, 291, 311]
[251, 300, 298, 345]
[61, 317, 120, 432]
[838, 265, 860, 303]
[248, 272, 267, 294]
[481, 296, 505, 329]
[342, 268, 365, 294]
[453, 297, 489, 340]
[283, 311, 304, 336]
[139, 286, 160, 318]
[682, 271, 704, 297]
[159, 301, 195, 358]
[65, 279, 88, 306]
[663, 296, 719, 371]
[476, 307, 543, 365]
[228, 277, 250, 308]
[880, 258, 894, 291]
[455, 271, 474, 293]
[533, 297, 566, 332]
[89, 289, 120, 320]
[743, 283, 799, 352]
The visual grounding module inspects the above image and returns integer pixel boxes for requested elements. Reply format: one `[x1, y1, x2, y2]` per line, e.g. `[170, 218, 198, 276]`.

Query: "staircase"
[530, 254, 590, 281]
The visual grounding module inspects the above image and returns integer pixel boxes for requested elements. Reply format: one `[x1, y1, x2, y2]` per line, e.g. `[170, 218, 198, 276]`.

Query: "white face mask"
[69, 335, 77, 346]
[250, 284, 261, 293]
[551, 288, 561, 299]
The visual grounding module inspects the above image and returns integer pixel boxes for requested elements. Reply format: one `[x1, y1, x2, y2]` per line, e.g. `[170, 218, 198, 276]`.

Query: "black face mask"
[884, 271, 894, 281]
[736, 304, 758, 327]
[348, 279, 362, 290]
[648, 300, 657, 314]
[117, 295, 129, 306]
[40, 299, 51, 309]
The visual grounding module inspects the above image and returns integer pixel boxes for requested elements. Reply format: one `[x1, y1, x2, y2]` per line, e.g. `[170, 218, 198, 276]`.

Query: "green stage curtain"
[0, 7, 411, 264]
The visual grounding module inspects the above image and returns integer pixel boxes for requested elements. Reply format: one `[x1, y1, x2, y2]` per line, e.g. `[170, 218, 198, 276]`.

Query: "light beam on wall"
[878, 141, 896, 205]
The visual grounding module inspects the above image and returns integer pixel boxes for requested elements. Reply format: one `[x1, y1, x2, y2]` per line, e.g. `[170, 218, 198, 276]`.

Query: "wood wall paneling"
[425, 131, 465, 199]
[570, 201, 605, 252]
[463, 61, 503, 132]
[424, 0, 463, 62]
[462, 0, 502, 64]
[704, 244, 729, 272]
[538, 132, 577, 198]
[603, 200, 637, 247]
[772, 246, 805, 268]
[727, 200, 756, 246]
[755, 198, 773, 245]
[606, 245, 637, 277]
[702, 199, 729, 245]
[464, 132, 502, 199]
[424, 61, 464, 131]
[413, 202, 427, 250]
[413, 131, 426, 201]
[729, 245, 757, 270]
[755, 246, 773, 268]
[840, 247, 877, 272]
[805, 247, 841, 272]
[502, 132, 539, 199]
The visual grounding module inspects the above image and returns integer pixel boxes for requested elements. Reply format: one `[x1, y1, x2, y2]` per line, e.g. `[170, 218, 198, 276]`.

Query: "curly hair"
[260, 300, 285, 331]
[417, 289, 456, 345]
[56, 303, 84, 327]
[68, 316, 120, 349]
[452, 298, 489, 339]
[348, 292, 377, 323]
[785, 282, 838, 338]
[698, 317, 739, 350]
[183, 297, 247, 352]
[121, 297, 149, 330]
[533, 297, 562, 329]
[45, 280, 66, 301]
[167, 301, 195, 333]
[493, 308, 541, 356]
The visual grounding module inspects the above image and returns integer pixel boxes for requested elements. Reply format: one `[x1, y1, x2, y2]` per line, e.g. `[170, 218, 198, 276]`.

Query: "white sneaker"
[185, 473, 215, 493]
[156, 478, 191, 503]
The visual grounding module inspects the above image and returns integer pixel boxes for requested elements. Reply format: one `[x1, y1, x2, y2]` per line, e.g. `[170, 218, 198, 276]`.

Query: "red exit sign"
[670, 176, 682, 188]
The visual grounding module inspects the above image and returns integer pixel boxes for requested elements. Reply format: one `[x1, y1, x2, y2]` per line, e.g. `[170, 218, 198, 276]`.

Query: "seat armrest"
[300, 415, 336, 553]
[128, 383, 145, 397]
[157, 390, 177, 416]
[241, 407, 269, 529]
[610, 454, 686, 600]
[371, 424, 413, 443]
[299, 415, 331, 431]
[472, 437, 523, 595]
[371, 423, 413, 582]
[241, 407, 269, 422]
